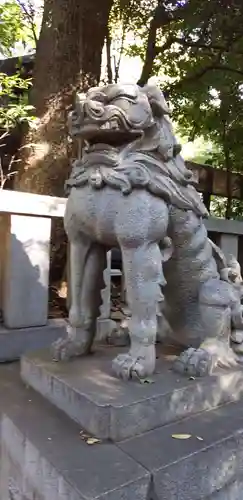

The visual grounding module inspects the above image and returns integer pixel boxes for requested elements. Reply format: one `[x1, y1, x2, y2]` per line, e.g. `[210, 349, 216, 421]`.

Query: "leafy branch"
[166, 63, 243, 95]
[15, 0, 38, 47]
[155, 35, 243, 56]
[137, 0, 190, 85]
[0, 131, 19, 189]
[0, 71, 35, 189]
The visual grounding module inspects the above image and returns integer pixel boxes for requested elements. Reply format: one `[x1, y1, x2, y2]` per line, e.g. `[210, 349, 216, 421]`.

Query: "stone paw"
[112, 345, 155, 380]
[173, 341, 239, 377]
[51, 337, 86, 361]
[51, 325, 93, 361]
[112, 353, 148, 380]
[173, 347, 215, 377]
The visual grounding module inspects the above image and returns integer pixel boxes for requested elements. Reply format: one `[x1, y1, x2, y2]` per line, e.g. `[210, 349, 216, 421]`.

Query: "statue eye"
[90, 93, 107, 103]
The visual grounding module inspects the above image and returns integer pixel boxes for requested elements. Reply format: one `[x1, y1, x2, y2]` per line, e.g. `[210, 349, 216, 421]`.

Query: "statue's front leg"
[112, 242, 164, 379]
[52, 238, 106, 361]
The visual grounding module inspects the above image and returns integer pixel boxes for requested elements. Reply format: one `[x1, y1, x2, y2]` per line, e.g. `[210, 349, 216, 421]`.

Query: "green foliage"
[111, 1, 243, 149]
[0, 0, 41, 56]
[144, 1, 243, 171]
[0, 72, 35, 130]
[0, 1, 24, 56]
[0, 0, 38, 129]
[0, 72, 35, 189]
[0, 72, 31, 97]
[109, 0, 243, 218]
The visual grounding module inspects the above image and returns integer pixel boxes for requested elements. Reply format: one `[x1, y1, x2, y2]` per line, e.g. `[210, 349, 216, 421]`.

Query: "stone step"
[209, 480, 243, 499]
[3, 363, 243, 499]
[21, 345, 243, 441]
[0, 363, 150, 500]
[0, 319, 66, 362]
[118, 399, 243, 499]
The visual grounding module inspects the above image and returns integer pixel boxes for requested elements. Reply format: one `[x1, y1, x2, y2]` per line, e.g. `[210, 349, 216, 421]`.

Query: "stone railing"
[0, 190, 67, 361]
[1, 189, 243, 360]
[206, 217, 243, 260]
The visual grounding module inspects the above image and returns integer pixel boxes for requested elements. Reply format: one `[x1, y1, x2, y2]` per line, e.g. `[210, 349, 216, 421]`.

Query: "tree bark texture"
[14, 0, 113, 284]
[15, 0, 113, 195]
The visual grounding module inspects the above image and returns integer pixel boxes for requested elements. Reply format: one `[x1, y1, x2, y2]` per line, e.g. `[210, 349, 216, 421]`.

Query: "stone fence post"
[0, 190, 67, 361]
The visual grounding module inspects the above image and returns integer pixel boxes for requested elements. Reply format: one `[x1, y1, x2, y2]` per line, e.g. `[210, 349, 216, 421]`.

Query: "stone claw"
[173, 347, 215, 377]
[173, 341, 239, 377]
[52, 338, 85, 361]
[112, 345, 156, 380]
[112, 353, 148, 380]
[51, 324, 93, 361]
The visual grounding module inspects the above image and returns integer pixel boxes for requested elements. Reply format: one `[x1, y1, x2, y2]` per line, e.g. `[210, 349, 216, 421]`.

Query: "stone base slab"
[119, 398, 243, 500]
[0, 319, 66, 362]
[0, 363, 150, 500]
[21, 344, 243, 441]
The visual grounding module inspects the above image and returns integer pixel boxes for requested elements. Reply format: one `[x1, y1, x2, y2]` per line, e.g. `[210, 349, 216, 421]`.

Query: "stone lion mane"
[66, 84, 207, 218]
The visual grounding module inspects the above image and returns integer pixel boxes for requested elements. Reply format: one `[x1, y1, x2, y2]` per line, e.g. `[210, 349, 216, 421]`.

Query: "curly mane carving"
[66, 83, 207, 217]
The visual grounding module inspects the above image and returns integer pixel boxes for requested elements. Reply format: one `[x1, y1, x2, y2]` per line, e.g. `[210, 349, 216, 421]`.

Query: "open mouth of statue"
[79, 120, 142, 147]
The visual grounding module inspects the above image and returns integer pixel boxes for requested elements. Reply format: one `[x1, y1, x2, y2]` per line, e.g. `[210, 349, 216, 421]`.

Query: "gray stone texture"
[52, 82, 243, 379]
[0, 363, 150, 500]
[99, 250, 112, 321]
[1, 213, 51, 329]
[2, 363, 243, 499]
[21, 346, 243, 441]
[208, 480, 243, 499]
[220, 233, 239, 261]
[119, 401, 243, 499]
[205, 216, 243, 236]
[0, 319, 66, 362]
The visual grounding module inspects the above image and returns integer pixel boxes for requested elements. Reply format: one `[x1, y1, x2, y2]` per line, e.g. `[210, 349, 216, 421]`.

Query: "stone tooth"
[100, 122, 110, 130]
[110, 120, 118, 129]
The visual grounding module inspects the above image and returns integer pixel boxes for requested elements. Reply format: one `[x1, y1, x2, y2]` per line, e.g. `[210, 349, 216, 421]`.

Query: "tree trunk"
[15, 0, 113, 195]
[14, 0, 113, 285]
[137, 2, 187, 86]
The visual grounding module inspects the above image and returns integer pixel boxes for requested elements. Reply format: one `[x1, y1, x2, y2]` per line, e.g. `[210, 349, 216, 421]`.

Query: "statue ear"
[142, 84, 171, 117]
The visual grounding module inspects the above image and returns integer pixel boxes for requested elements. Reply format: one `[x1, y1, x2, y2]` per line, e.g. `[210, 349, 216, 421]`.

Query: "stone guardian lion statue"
[52, 83, 243, 379]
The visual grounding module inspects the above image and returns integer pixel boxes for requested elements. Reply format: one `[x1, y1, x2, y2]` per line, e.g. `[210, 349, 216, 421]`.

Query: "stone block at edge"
[208, 477, 243, 499]
[119, 399, 243, 499]
[21, 346, 243, 441]
[0, 369, 151, 500]
[21, 351, 111, 440]
[0, 319, 66, 361]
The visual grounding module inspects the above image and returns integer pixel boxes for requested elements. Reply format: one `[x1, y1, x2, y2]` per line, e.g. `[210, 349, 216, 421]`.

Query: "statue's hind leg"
[52, 236, 106, 361]
[112, 242, 164, 379]
[173, 279, 239, 376]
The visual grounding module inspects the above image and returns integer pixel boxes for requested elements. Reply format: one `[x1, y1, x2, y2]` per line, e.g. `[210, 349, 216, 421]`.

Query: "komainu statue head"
[68, 83, 179, 157]
[67, 83, 207, 217]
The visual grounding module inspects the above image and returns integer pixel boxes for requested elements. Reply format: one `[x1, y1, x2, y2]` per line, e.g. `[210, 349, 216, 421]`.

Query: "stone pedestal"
[21, 344, 243, 442]
[19, 345, 243, 499]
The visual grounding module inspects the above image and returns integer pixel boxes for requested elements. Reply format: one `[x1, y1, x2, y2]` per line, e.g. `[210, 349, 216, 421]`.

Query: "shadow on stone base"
[0, 319, 67, 362]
